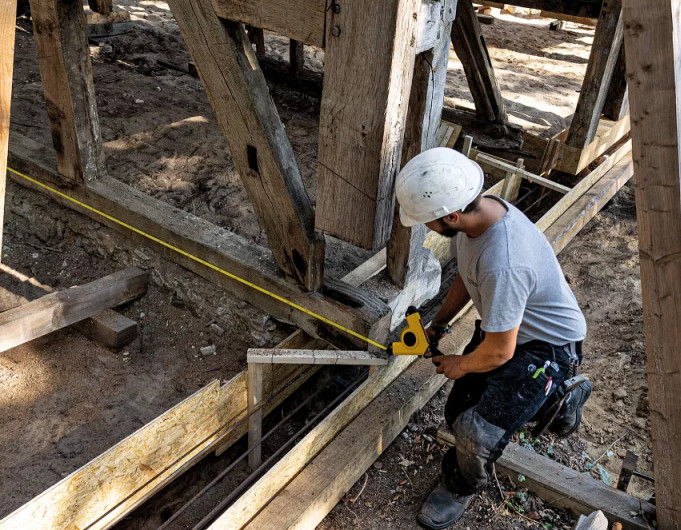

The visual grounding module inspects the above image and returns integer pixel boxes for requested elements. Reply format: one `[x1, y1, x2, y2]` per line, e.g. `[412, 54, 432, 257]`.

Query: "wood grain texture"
[622, 0, 681, 525]
[7, 133, 380, 349]
[437, 426, 655, 530]
[450, 0, 507, 124]
[247, 348, 389, 365]
[211, 0, 326, 48]
[247, 363, 264, 470]
[315, 0, 422, 249]
[0, 267, 146, 353]
[602, 43, 628, 121]
[566, 0, 623, 148]
[167, 0, 324, 290]
[28, 0, 104, 182]
[499, 0, 602, 17]
[0, 0, 16, 262]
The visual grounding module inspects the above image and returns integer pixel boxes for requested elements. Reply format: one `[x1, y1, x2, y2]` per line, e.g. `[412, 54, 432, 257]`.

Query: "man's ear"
[444, 212, 459, 224]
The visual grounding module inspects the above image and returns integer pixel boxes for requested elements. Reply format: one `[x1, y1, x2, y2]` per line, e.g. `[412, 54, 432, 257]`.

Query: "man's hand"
[426, 326, 446, 344]
[431, 355, 466, 380]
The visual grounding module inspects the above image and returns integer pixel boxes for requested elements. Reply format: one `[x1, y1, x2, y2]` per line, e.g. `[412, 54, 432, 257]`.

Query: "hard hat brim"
[399, 205, 432, 227]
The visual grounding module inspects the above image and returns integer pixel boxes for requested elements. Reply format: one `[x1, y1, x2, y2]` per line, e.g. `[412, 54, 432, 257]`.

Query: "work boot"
[548, 380, 592, 437]
[416, 481, 472, 529]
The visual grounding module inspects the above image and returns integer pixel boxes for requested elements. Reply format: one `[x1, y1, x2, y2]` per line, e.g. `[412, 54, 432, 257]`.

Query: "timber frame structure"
[2, 0, 681, 528]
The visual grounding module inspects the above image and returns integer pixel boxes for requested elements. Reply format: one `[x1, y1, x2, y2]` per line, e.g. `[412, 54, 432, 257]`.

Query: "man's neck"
[464, 197, 508, 238]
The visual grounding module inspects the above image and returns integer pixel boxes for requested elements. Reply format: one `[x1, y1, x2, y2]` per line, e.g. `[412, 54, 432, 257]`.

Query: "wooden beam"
[388, 21, 453, 287]
[0, 267, 147, 353]
[167, 0, 325, 290]
[246, 348, 389, 365]
[28, 0, 104, 183]
[0, 243, 382, 529]
[211, 0, 326, 48]
[289, 40, 304, 76]
[7, 133, 386, 349]
[500, 158, 524, 203]
[225, 156, 633, 530]
[315, 0, 423, 250]
[476, 153, 571, 194]
[602, 44, 628, 121]
[539, 10, 597, 25]
[450, 0, 507, 124]
[544, 156, 632, 254]
[622, 0, 681, 525]
[0, 263, 139, 348]
[566, 0, 623, 149]
[437, 426, 655, 529]
[0, 0, 16, 264]
[246, 26, 265, 55]
[87, 0, 111, 16]
[499, 0, 602, 18]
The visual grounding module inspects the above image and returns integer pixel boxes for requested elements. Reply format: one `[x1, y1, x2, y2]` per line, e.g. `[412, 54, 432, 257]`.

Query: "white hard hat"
[395, 147, 484, 227]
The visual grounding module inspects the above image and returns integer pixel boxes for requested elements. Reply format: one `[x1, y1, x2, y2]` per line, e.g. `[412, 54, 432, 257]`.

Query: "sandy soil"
[2, 3, 651, 529]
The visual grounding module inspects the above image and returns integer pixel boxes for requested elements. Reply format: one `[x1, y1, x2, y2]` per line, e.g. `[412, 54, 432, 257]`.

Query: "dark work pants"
[442, 321, 575, 495]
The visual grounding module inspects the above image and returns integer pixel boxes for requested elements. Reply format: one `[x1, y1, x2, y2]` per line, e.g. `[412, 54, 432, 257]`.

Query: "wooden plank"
[213, 309, 478, 530]
[566, 0, 623, 149]
[315, 0, 421, 249]
[167, 0, 325, 290]
[388, 22, 453, 287]
[247, 349, 389, 366]
[211, 0, 326, 48]
[556, 114, 630, 175]
[7, 133, 382, 349]
[28, 0, 104, 183]
[415, 0, 457, 53]
[0, 0, 16, 263]
[437, 426, 655, 530]
[539, 10, 597, 25]
[0, 267, 146, 352]
[622, 0, 681, 525]
[450, 0, 507, 124]
[227, 158, 629, 530]
[536, 139, 631, 232]
[87, 0, 111, 15]
[544, 156, 633, 255]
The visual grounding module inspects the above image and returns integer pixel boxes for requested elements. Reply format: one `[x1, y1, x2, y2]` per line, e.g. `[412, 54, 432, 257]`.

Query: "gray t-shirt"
[450, 196, 586, 345]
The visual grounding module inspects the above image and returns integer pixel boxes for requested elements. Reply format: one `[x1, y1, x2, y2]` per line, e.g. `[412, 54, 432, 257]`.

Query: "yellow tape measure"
[7, 166, 388, 351]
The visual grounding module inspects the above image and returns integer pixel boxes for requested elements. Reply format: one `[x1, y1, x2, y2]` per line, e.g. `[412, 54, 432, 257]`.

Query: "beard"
[441, 227, 459, 238]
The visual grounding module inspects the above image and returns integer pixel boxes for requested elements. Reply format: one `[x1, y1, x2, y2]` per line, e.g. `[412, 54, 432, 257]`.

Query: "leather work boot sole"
[416, 481, 472, 529]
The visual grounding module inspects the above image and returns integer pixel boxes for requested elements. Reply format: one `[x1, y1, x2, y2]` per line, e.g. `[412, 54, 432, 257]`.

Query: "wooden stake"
[289, 40, 304, 76]
[28, 0, 104, 183]
[500, 158, 524, 203]
[87, 0, 112, 16]
[248, 363, 264, 470]
[622, 0, 681, 524]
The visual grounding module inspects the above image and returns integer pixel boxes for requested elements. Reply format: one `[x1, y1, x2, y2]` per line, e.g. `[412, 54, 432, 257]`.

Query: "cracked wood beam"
[28, 0, 104, 183]
[167, 0, 325, 290]
[566, 0, 623, 149]
[450, 0, 508, 125]
[315, 0, 423, 250]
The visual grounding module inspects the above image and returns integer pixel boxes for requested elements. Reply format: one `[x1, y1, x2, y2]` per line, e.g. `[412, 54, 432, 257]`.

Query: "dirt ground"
[1, 3, 652, 529]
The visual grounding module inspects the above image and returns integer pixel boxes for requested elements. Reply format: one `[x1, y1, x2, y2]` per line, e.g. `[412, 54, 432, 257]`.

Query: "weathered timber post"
[622, 0, 681, 526]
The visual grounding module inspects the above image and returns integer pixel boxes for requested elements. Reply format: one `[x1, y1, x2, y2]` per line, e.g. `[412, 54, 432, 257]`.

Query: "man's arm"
[432, 327, 518, 380]
[429, 273, 471, 340]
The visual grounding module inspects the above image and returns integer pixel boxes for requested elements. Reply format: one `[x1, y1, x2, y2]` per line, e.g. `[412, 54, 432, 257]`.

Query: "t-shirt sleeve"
[478, 267, 536, 333]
